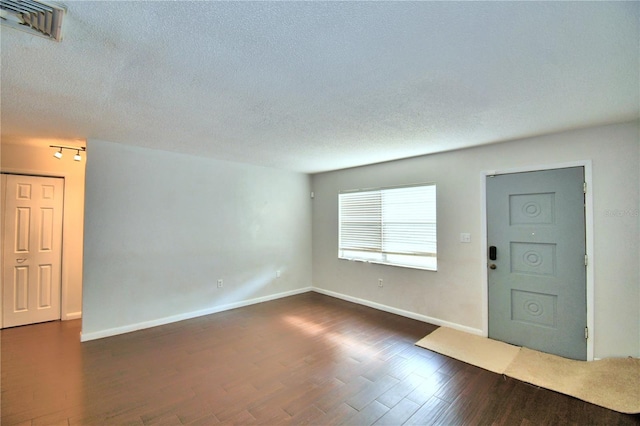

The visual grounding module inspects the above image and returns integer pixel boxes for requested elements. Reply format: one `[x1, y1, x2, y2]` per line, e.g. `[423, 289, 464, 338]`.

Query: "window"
[339, 183, 437, 270]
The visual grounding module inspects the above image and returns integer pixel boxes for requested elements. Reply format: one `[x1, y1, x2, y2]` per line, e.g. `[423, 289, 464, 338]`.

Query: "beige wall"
[81, 139, 312, 340]
[312, 121, 640, 359]
[0, 138, 86, 321]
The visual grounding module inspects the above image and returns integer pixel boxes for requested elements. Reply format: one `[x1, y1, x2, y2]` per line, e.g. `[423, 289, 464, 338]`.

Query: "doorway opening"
[1, 141, 86, 330]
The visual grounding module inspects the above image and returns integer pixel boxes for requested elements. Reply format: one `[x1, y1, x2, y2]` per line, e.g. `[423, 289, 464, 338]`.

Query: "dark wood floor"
[2, 292, 638, 425]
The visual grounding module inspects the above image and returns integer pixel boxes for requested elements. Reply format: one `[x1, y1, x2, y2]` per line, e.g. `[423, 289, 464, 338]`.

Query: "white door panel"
[2, 174, 64, 328]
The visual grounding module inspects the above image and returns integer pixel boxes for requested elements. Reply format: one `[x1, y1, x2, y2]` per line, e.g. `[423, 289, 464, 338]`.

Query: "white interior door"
[2, 174, 64, 328]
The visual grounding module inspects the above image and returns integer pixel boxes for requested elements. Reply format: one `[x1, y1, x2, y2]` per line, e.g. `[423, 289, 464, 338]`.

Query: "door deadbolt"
[489, 264, 497, 270]
[489, 246, 497, 261]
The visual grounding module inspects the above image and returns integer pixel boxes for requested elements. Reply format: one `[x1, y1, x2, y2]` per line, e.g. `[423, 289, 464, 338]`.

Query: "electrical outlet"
[378, 278, 383, 288]
[217, 279, 223, 288]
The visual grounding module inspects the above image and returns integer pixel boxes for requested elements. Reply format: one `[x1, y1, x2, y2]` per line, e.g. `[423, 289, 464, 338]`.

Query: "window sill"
[339, 257, 437, 272]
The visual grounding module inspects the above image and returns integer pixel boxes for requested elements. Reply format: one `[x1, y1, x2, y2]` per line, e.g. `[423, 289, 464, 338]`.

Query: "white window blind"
[339, 183, 437, 270]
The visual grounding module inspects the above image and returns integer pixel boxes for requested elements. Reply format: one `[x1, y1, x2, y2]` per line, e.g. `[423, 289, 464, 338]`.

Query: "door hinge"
[585, 254, 588, 266]
[583, 182, 587, 194]
[584, 327, 589, 339]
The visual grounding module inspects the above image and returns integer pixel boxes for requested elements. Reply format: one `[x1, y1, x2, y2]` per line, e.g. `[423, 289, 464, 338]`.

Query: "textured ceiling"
[1, 1, 638, 173]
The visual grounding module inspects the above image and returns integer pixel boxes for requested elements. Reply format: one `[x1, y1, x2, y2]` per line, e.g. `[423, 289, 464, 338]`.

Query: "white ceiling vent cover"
[0, 0, 65, 41]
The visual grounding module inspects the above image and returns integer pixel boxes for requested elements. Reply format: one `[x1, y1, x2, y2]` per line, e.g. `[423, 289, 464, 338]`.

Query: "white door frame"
[480, 160, 594, 361]
[1, 171, 67, 328]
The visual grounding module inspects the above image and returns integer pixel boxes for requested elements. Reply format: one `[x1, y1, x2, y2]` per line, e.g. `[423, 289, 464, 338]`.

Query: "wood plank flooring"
[2, 292, 638, 425]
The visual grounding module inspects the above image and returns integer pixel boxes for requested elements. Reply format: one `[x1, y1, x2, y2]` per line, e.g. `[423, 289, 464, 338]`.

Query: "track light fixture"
[50, 145, 86, 161]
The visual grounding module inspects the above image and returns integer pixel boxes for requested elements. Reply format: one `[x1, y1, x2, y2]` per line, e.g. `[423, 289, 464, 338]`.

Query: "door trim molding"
[480, 160, 594, 361]
[1, 171, 69, 328]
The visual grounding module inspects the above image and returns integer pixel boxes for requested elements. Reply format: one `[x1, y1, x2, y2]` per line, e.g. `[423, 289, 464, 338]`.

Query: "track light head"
[50, 145, 86, 161]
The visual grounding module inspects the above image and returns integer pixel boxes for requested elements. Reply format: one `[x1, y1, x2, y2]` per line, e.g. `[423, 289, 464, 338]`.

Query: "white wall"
[312, 121, 640, 359]
[81, 139, 312, 340]
[1, 139, 85, 321]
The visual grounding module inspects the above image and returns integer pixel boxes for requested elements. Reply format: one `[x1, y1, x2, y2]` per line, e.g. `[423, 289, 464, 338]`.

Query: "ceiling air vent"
[0, 0, 65, 41]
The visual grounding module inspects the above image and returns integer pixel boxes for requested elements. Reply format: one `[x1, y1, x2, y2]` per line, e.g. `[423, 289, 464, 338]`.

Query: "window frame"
[338, 182, 437, 271]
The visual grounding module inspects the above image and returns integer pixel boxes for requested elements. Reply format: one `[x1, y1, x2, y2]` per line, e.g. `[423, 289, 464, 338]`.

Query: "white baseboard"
[80, 287, 313, 342]
[311, 287, 483, 336]
[64, 311, 82, 320]
[80, 285, 481, 342]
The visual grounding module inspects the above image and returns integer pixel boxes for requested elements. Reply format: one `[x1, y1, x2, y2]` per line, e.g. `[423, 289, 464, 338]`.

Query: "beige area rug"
[415, 327, 520, 374]
[416, 327, 640, 414]
[506, 347, 640, 414]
